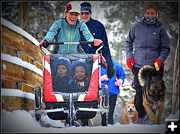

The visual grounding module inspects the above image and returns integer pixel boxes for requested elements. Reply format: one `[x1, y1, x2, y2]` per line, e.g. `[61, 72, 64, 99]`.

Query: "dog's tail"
[138, 65, 154, 86]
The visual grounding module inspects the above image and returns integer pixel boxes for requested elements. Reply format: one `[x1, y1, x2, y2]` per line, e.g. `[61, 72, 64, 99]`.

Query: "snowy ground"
[1, 109, 178, 133]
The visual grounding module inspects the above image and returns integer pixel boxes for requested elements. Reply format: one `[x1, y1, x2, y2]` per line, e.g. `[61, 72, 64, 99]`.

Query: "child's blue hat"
[51, 57, 72, 76]
[71, 59, 89, 77]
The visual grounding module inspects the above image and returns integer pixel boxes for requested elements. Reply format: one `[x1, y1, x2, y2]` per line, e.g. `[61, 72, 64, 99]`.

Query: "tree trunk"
[171, 38, 179, 114]
[20, 2, 30, 30]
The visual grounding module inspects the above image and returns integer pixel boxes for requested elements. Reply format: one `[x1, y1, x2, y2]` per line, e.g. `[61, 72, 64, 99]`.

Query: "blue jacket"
[101, 61, 126, 95]
[80, 18, 113, 66]
[44, 17, 94, 54]
[125, 17, 170, 68]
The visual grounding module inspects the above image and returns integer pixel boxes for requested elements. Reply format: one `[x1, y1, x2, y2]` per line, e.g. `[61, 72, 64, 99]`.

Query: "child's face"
[75, 66, 86, 81]
[57, 64, 68, 78]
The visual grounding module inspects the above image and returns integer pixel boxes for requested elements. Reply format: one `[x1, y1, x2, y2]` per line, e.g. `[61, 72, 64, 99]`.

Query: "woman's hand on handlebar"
[94, 39, 103, 46]
[38, 40, 49, 49]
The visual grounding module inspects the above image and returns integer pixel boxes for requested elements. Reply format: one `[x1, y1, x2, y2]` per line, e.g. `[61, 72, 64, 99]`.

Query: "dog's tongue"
[154, 102, 159, 108]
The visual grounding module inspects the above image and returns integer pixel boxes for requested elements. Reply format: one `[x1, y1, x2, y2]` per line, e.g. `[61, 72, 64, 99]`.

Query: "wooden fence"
[1, 18, 44, 111]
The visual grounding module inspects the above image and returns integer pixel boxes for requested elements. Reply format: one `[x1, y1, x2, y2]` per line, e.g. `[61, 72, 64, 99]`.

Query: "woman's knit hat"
[80, 2, 92, 14]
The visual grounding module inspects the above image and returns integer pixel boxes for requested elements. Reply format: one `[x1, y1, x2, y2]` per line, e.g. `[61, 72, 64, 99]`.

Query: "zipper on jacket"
[145, 27, 149, 64]
[68, 27, 71, 53]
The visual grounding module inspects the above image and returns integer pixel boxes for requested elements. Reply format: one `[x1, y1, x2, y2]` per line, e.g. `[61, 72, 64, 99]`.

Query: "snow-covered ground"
[1, 109, 178, 133]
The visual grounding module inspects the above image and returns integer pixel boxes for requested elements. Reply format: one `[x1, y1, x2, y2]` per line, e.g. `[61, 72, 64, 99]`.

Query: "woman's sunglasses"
[80, 12, 90, 15]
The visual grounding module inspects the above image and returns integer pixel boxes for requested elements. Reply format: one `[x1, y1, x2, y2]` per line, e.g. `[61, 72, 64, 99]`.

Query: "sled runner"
[35, 41, 109, 127]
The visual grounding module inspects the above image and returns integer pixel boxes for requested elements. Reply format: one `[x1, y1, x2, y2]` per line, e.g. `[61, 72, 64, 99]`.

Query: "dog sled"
[34, 41, 109, 127]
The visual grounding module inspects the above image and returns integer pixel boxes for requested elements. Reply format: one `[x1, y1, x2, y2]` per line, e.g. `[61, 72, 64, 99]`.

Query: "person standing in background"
[80, 2, 115, 79]
[125, 3, 170, 124]
[101, 60, 126, 125]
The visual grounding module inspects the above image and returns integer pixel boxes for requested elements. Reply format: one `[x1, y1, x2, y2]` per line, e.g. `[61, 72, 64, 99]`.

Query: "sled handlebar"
[46, 41, 95, 45]
[43, 41, 104, 54]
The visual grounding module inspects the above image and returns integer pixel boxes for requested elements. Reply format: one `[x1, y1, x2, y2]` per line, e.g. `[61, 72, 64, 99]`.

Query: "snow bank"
[1, 53, 43, 76]
[166, 109, 179, 119]
[1, 110, 166, 133]
[2, 110, 64, 132]
[1, 88, 35, 100]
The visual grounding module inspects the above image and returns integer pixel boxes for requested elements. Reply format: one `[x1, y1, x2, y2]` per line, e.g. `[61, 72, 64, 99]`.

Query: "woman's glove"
[154, 59, 162, 71]
[38, 40, 44, 49]
[93, 39, 103, 46]
[126, 58, 134, 70]
[101, 74, 109, 81]
[115, 79, 123, 86]
[38, 40, 49, 49]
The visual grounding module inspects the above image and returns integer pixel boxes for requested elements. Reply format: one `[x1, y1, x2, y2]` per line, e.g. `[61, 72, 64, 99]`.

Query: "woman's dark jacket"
[125, 17, 170, 68]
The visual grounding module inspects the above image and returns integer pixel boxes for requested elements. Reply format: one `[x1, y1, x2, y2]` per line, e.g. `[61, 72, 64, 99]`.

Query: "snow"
[166, 110, 179, 119]
[1, 88, 35, 100]
[1, 53, 43, 76]
[1, 17, 51, 55]
[120, 79, 135, 97]
[1, 110, 169, 133]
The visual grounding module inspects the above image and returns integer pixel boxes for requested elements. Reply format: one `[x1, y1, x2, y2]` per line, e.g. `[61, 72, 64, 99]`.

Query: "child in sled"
[71, 59, 90, 92]
[52, 57, 78, 93]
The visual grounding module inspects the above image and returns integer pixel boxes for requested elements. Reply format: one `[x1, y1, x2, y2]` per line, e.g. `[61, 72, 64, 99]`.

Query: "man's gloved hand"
[126, 58, 134, 70]
[93, 39, 103, 46]
[154, 59, 162, 71]
[38, 40, 49, 49]
[101, 74, 109, 81]
[115, 79, 123, 86]
[107, 65, 115, 78]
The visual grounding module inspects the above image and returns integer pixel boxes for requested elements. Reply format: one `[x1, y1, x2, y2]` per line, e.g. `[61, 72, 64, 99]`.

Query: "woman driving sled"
[38, 1, 103, 54]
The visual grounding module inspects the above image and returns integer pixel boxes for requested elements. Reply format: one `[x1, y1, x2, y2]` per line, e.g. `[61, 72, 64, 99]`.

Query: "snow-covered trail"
[1, 110, 167, 133]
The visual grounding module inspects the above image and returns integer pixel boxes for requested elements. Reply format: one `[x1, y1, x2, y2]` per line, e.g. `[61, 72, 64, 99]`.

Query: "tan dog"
[138, 65, 166, 124]
[122, 98, 138, 124]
